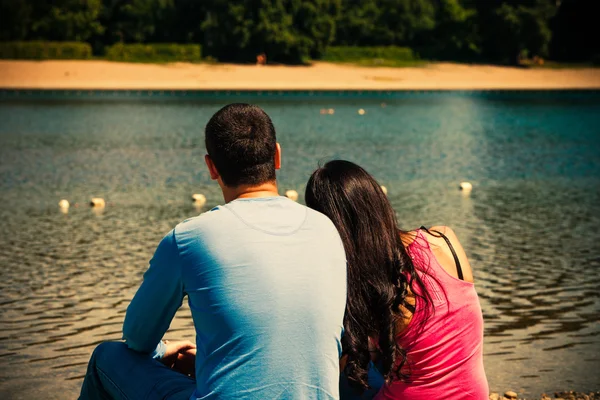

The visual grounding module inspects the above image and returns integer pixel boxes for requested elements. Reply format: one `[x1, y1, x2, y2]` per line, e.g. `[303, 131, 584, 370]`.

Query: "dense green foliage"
[0, 0, 596, 65]
[472, 0, 556, 64]
[0, 0, 104, 42]
[105, 43, 202, 62]
[420, 0, 479, 60]
[0, 41, 92, 59]
[324, 46, 416, 61]
[550, 0, 600, 63]
[200, 0, 340, 64]
[323, 46, 421, 67]
[335, 0, 435, 47]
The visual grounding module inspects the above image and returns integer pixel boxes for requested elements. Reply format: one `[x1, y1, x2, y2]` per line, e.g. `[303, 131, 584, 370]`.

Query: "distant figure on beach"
[256, 52, 267, 65]
[79, 104, 347, 399]
[305, 160, 488, 399]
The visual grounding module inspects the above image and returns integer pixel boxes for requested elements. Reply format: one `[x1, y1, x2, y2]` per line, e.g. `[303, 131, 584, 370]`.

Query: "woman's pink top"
[375, 230, 488, 399]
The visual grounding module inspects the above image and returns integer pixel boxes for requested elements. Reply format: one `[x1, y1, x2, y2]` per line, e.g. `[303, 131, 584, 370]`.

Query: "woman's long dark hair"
[305, 160, 430, 392]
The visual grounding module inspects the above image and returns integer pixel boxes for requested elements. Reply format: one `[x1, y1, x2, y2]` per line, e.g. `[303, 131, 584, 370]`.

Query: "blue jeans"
[79, 342, 196, 400]
[339, 361, 384, 400]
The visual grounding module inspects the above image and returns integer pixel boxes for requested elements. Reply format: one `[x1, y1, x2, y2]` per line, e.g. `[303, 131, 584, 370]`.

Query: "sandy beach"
[0, 60, 599, 90]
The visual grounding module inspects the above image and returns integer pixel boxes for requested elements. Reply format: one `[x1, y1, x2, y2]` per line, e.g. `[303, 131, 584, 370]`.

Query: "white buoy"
[459, 182, 473, 192]
[285, 190, 299, 202]
[358, 109, 366, 115]
[58, 199, 70, 210]
[90, 198, 106, 208]
[380, 185, 388, 195]
[192, 194, 207, 207]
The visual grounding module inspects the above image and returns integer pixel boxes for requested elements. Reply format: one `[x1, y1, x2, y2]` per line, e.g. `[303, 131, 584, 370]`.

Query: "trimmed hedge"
[105, 43, 202, 62]
[0, 41, 92, 60]
[322, 46, 417, 62]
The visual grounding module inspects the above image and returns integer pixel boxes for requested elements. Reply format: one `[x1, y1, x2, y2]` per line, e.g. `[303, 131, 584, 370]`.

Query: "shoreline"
[490, 391, 599, 400]
[1, 60, 599, 90]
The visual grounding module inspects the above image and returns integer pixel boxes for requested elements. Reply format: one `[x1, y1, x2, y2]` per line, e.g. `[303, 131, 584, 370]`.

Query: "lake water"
[0, 90, 599, 399]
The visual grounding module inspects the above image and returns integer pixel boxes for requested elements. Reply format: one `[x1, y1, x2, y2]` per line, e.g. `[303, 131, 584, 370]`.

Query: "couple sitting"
[79, 104, 488, 400]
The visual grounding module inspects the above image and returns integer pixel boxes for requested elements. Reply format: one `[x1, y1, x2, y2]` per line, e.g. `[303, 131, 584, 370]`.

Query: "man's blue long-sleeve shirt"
[122, 196, 347, 399]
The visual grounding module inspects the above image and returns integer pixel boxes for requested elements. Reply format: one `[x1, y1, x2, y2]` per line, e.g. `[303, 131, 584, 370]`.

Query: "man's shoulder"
[172, 201, 341, 243]
[303, 206, 344, 245]
[174, 205, 229, 236]
[304, 205, 337, 230]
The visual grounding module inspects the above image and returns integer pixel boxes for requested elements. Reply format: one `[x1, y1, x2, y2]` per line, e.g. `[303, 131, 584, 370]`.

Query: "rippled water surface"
[1, 92, 599, 399]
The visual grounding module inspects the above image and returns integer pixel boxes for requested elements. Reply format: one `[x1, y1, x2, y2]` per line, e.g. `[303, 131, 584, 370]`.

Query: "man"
[79, 103, 347, 399]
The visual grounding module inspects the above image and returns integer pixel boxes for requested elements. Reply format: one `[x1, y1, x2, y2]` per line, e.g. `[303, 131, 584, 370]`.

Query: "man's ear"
[274, 143, 281, 170]
[205, 155, 220, 180]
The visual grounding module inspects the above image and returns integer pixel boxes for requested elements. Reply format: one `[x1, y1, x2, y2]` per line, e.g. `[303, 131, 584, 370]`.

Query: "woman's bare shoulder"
[422, 225, 475, 283]
[400, 229, 420, 248]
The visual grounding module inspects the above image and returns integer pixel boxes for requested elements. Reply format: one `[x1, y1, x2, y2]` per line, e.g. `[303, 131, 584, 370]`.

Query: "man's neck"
[222, 181, 280, 203]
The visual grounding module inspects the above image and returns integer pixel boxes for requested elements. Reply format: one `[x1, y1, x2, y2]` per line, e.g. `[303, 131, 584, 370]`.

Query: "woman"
[305, 160, 488, 399]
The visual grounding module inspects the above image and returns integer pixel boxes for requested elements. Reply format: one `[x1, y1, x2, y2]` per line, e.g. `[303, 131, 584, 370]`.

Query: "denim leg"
[339, 361, 384, 400]
[79, 342, 196, 400]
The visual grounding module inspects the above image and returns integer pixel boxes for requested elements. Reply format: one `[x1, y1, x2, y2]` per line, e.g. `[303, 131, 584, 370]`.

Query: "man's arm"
[122, 229, 185, 357]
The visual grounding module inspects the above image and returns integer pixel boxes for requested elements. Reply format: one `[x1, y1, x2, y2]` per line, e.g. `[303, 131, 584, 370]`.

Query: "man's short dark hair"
[205, 103, 277, 187]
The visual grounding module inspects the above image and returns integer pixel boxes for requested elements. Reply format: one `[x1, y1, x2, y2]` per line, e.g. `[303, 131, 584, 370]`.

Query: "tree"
[550, 0, 600, 63]
[100, 0, 176, 44]
[335, 0, 383, 46]
[517, 4, 553, 59]
[473, 0, 556, 64]
[169, 0, 206, 43]
[30, 0, 105, 42]
[379, 0, 436, 46]
[335, 0, 436, 46]
[0, 0, 33, 40]
[425, 0, 480, 60]
[292, 0, 340, 59]
[2, 0, 596, 65]
[202, 0, 339, 64]
[201, 1, 254, 62]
